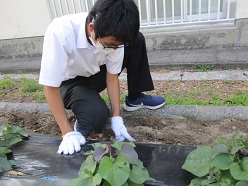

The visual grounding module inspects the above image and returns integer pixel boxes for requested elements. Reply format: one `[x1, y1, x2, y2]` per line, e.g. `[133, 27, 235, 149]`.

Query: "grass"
[165, 92, 248, 106]
[20, 76, 43, 93]
[196, 64, 215, 72]
[0, 76, 45, 103]
[0, 76, 16, 89]
[0, 76, 247, 106]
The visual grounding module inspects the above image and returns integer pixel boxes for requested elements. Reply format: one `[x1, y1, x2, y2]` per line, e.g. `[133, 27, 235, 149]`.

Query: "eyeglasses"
[98, 37, 129, 50]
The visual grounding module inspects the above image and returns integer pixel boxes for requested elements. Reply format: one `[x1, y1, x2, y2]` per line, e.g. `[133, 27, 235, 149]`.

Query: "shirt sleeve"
[39, 18, 70, 87]
[105, 48, 124, 74]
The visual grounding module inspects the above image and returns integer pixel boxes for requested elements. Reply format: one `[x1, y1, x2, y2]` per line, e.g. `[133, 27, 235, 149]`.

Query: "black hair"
[88, 0, 140, 44]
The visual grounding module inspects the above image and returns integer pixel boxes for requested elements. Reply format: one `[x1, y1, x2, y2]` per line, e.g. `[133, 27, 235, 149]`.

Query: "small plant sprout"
[182, 132, 248, 185]
[68, 142, 155, 186]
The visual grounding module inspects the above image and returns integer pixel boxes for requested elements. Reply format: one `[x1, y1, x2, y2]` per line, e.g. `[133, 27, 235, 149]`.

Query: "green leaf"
[68, 171, 102, 186]
[102, 181, 111, 186]
[0, 140, 6, 147]
[219, 170, 235, 184]
[189, 177, 204, 186]
[99, 155, 130, 186]
[201, 179, 212, 185]
[122, 182, 129, 186]
[0, 154, 13, 173]
[128, 179, 144, 186]
[0, 126, 7, 136]
[182, 146, 212, 177]
[230, 158, 248, 181]
[207, 167, 221, 183]
[119, 143, 138, 165]
[83, 150, 93, 155]
[236, 181, 248, 186]
[210, 144, 229, 158]
[232, 132, 247, 147]
[6, 136, 22, 146]
[78, 155, 96, 175]
[129, 160, 151, 184]
[92, 143, 107, 150]
[231, 146, 243, 154]
[8, 126, 28, 137]
[111, 142, 136, 152]
[0, 147, 11, 154]
[211, 153, 234, 170]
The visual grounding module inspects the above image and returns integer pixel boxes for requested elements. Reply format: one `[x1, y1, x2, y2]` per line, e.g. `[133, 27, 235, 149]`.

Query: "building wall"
[0, 0, 52, 39]
[0, 0, 247, 68]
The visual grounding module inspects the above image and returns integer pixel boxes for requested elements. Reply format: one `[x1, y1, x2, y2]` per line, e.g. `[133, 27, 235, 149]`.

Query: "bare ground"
[0, 72, 248, 146]
[0, 110, 247, 147]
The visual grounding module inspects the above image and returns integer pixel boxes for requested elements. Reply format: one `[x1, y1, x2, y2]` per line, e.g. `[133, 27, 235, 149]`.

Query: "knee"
[72, 99, 109, 133]
[90, 102, 110, 129]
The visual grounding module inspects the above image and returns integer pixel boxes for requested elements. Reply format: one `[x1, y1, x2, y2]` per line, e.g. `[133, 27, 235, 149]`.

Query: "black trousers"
[60, 32, 154, 135]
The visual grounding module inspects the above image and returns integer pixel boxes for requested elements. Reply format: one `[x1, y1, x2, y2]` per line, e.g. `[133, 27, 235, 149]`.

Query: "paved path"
[0, 57, 248, 121]
[1, 70, 248, 81]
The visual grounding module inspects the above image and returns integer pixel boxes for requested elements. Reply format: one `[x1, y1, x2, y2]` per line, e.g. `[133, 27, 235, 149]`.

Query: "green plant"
[196, 64, 215, 72]
[182, 132, 248, 185]
[20, 76, 43, 93]
[100, 93, 127, 105]
[223, 92, 248, 106]
[0, 76, 16, 89]
[0, 126, 28, 173]
[68, 142, 155, 186]
[28, 92, 46, 102]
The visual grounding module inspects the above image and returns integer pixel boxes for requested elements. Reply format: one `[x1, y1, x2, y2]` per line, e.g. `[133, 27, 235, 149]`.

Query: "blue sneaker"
[123, 93, 165, 111]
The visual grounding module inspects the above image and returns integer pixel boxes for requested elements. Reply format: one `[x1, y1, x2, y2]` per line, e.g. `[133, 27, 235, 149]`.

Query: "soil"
[0, 70, 248, 147]
[0, 111, 247, 147]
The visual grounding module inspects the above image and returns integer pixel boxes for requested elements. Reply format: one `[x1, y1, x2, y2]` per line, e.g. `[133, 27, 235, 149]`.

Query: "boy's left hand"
[111, 116, 135, 142]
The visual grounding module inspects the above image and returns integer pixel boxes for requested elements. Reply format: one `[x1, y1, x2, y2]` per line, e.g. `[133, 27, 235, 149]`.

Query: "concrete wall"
[236, 0, 248, 19]
[0, 0, 248, 68]
[0, 0, 52, 40]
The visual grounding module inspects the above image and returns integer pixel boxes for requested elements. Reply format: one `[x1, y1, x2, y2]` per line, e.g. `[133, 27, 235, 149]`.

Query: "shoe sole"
[122, 102, 165, 112]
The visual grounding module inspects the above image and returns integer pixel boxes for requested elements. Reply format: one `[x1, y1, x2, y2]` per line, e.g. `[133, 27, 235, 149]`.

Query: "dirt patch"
[1, 111, 247, 146]
[1, 70, 248, 146]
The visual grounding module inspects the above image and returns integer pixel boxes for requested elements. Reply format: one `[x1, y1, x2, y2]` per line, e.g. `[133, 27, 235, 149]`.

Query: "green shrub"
[0, 126, 28, 173]
[20, 77, 43, 93]
[69, 142, 155, 186]
[182, 132, 248, 185]
[0, 76, 16, 89]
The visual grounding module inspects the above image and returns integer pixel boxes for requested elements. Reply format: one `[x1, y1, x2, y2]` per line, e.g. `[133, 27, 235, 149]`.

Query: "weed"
[100, 93, 127, 104]
[188, 89, 203, 96]
[223, 92, 248, 106]
[225, 67, 234, 70]
[0, 76, 16, 89]
[196, 64, 215, 72]
[28, 92, 46, 102]
[20, 76, 43, 93]
[223, 80, 237, 85]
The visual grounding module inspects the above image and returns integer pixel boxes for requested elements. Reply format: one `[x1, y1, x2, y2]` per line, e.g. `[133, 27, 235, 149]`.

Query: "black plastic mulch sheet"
[0, 133, 195, 186]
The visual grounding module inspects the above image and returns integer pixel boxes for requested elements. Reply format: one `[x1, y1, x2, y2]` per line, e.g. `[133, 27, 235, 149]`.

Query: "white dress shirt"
[39, 12, 124, 87]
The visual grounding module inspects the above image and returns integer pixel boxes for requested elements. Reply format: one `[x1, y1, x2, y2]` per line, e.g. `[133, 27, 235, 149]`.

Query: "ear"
[88, 22, 94, 32]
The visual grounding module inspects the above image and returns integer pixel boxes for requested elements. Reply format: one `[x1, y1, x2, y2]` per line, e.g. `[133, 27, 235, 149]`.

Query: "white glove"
[111, 116, 135, 142]
[57, 131, 86, 155]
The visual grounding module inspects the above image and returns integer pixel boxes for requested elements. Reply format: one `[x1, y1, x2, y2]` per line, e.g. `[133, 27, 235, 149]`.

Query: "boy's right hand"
[57, 131, 86, 155]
